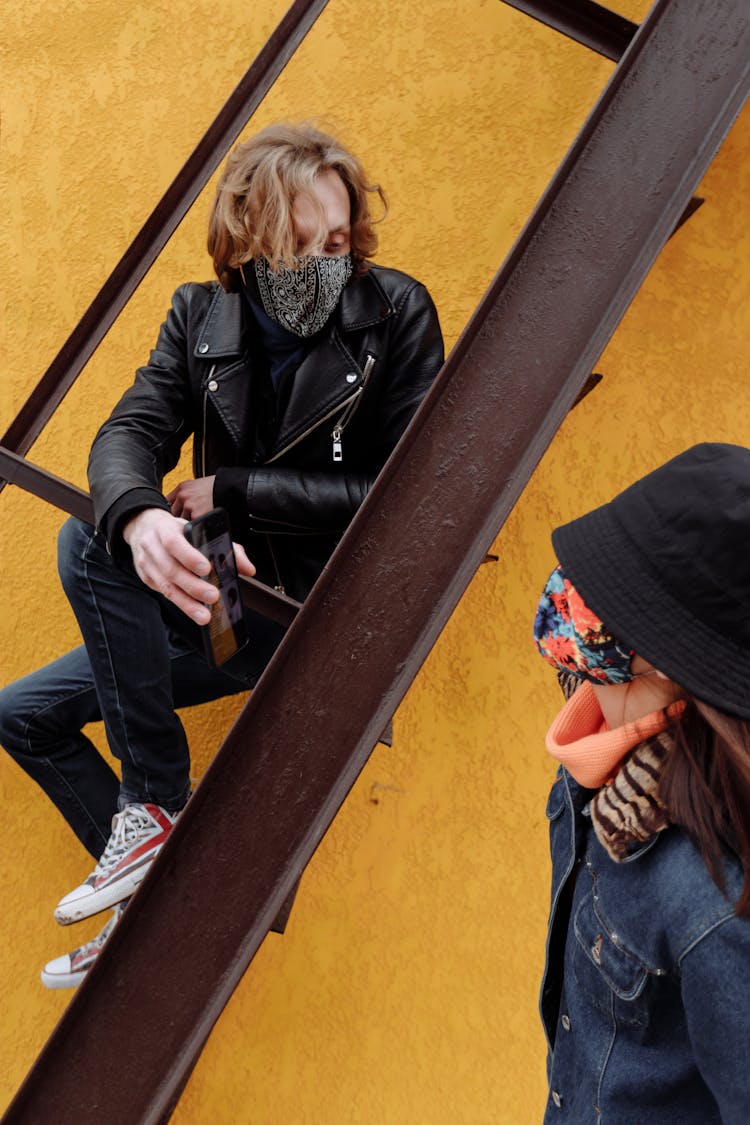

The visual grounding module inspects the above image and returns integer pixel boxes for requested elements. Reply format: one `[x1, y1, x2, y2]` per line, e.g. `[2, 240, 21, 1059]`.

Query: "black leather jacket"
[89, 265, 444, 601]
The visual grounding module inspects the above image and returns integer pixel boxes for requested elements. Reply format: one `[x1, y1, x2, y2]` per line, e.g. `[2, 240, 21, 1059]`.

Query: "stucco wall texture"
[1, 0, 748, 1121]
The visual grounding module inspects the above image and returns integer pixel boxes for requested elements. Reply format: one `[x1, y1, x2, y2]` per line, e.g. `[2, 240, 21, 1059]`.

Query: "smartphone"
[183, 508, 248, 668]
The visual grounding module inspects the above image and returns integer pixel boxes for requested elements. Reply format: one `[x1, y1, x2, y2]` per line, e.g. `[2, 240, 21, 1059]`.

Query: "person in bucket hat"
[533, 442, 750, 1124]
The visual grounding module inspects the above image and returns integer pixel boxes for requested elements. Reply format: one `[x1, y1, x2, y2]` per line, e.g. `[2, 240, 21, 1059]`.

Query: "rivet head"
[346, 373, 357, 383]
[207, 380, 218, 392]
[552, 1090, 563, 1108]
[198, 342, 209, 354]
[561, 1014, 571, 1032]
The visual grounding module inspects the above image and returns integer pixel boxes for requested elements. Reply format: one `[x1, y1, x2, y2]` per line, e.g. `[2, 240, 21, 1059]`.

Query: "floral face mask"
[533, 565, 637, 685]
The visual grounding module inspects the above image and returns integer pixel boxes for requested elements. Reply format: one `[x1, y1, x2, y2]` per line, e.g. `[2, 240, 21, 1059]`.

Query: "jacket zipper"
[332, 352, 376, 463]
[263, 394, 360, 465]
[265, 533, 285, 594]
[264, 351, 376, 467]
[207, 354, 375, 593]
[200, 365, 217, 476]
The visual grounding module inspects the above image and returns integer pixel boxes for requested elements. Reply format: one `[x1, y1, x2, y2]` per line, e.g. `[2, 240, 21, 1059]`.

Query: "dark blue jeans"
[0, 518, 286, 859]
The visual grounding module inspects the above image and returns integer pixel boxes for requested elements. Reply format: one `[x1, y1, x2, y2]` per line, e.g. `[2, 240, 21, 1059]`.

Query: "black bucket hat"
[552, 442, 750, 719]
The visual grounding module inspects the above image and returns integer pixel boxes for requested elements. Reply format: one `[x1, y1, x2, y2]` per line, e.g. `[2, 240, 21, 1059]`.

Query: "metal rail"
[0, 448, 94, 525]
[4, 1, 746, 1121]
[500, 0, 637, 60]
[0, 448, 301, 625]
[0, 0, 329, 483]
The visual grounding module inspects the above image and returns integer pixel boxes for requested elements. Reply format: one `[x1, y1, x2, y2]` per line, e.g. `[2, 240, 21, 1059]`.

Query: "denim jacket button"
[552, 1090, 563, 1108]
[561, 1014, 571, 1031]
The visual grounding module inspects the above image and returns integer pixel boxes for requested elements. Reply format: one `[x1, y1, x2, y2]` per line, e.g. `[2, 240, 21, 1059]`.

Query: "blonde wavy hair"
[207, 122, 387, 291]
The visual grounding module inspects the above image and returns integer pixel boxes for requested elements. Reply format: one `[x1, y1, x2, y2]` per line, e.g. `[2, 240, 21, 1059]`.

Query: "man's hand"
[123, 507, 255, 625]
[166, 476, 216, 520]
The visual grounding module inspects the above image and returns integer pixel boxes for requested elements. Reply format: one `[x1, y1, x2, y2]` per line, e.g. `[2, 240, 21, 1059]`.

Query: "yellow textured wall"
[2, 1, 748, 1121]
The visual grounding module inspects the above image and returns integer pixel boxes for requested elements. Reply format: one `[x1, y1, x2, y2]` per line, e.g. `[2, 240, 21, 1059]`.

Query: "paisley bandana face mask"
[252, 253, 353, 338]
[533, 565, 637, 685]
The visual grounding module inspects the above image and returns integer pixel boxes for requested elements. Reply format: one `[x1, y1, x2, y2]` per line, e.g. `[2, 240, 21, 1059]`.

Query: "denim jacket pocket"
[573, 893, 648, 1003]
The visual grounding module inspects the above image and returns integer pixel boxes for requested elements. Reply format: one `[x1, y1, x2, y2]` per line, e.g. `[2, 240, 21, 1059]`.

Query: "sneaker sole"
[41, 966, 85, 989]
[54, 862, 150, 925]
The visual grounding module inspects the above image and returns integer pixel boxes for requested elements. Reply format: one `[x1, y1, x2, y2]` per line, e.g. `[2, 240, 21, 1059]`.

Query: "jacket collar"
[193, 268, 394, 359]
[337, 267, 395, 330]
[193, 289, 246, 358]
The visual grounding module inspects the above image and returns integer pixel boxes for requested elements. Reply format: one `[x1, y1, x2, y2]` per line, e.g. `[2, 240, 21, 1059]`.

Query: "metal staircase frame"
[1, 1, 748, 1121]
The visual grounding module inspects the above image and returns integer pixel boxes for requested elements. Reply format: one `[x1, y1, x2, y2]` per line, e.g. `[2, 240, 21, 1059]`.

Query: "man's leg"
[52, 517, 286, 923]
[2, 517, 286, 980]
[57, 517, 194, 814]
[0, 647, 120, 858]
[36, 612, 286, 985]
[0, 628, 280, 863]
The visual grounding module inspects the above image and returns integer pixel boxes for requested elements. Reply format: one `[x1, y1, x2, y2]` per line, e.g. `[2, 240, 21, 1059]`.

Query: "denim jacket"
[541, 766, 750, 1123]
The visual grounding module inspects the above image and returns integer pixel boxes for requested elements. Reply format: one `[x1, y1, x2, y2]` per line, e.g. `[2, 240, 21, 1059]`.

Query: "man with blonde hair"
[0, 122, 444, 986]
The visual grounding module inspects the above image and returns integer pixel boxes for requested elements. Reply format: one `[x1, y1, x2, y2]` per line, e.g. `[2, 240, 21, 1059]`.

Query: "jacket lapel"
[194, 271, 394, 462]
[267, 270, 393, 460]
[267, 331, 363, 460]
[193, 288, 246, 357]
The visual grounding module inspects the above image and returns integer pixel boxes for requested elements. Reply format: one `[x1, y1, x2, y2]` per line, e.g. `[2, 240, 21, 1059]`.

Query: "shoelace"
[92, 806, 153, 880]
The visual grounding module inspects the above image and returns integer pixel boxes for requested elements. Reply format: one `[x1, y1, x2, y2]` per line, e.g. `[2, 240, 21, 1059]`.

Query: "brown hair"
[660, 699, 750, 918]
[207, 122, 387, 291]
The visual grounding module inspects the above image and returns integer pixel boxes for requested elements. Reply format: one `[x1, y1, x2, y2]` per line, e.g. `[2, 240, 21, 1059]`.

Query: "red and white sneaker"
[54, 803, 178, 925]
[41, 901, 127, 989]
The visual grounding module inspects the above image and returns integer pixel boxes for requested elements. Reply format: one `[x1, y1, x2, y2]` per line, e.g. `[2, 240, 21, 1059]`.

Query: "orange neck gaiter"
[545, 680, 685, 788]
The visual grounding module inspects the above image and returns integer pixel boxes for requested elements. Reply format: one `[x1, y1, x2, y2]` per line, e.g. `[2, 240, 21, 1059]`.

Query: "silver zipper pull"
[332, 426, 343, 463]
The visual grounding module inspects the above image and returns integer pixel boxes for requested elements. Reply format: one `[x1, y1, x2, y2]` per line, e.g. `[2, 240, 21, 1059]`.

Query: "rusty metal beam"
[4, 1, 748, 1122]
[0, 0, 329, 485]
[671, 194, 705, 236]
[0, 447, 94, 525]
[0, 446, 300, 625]
[237, 576, 301, 628]
[501, 0, 637, 61]
[573, 370, 603, 406]
[502, 9, 720, 239]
